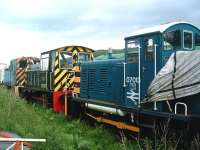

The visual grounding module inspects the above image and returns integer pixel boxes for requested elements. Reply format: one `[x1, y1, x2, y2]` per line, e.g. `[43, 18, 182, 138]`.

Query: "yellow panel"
[17, 74, 25, 82]
[60, 75, 68, 87]
[73, 87, 80, 93]
[55, 59, 59, 66]
[66, 46, 73, 52]
[16, 71, 24, 79]
[54, 83, 62, 92]
[90, 53, 94, 60]
[54, 68, 60, 76]
[72, 66, 80, 71]
[77, 47, 84, 52]
[56, 51, 59, 57]
[54, 70, 67, 84]
[54, 76, 68, 91]
[65, 77, 75, 88]
[72, 50, 78, 55]
[58, 47, 65, 52]
[74, 77, 80, 83]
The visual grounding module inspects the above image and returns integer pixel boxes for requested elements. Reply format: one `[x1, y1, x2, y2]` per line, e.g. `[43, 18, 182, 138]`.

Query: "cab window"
[19, 59, 27, 68]
[195, 33, 200, 50]
[78, 53, 89, 63]
[40, 54, 49, 70]
[144, 38, 154, 62]
[183, 31, 193, 49]
[127, 40, 139, 63]
[60, 52, 73, 68]
[163, 30, 181, 50]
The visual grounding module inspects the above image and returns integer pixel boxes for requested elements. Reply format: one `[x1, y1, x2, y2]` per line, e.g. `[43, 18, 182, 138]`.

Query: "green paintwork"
[26, 70, 50, 91]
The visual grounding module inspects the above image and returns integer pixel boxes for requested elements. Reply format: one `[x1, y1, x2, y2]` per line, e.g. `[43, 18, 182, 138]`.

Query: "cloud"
[0, 0, 200, 64]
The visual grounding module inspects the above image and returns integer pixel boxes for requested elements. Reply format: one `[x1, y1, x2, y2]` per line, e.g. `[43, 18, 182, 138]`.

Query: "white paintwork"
[0, 138, 46, 142]
[123, 62, 126, 87]
[175, 102, 188, 116]
[138, 46, 141, 107]
[85, 103, 126, 116]
[130, 21, 190, 37]
[154, 44, 158, 111]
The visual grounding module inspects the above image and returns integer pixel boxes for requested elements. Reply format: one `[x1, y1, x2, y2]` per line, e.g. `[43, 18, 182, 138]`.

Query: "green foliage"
[0, 87, 137, 150]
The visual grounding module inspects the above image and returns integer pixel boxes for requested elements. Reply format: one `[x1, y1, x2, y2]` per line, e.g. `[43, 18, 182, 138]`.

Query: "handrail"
[0, 138, 46, 142]
[123, 62, 126, 87]
[50, 72, 52, 90]
[45, 71, 48, 89]
[175, 102, 188, 116]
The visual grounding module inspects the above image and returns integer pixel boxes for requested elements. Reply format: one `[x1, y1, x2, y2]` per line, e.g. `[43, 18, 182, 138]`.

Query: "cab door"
[125, 39, 140, 107]
[140, 35, 160, 100]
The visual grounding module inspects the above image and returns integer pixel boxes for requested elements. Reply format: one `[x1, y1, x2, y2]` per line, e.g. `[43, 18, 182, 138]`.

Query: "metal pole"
[123, 62, 126, 87]
[21, 142, 24, 150]
[154, 44, 158, 111]
[138, 45, 141, 108]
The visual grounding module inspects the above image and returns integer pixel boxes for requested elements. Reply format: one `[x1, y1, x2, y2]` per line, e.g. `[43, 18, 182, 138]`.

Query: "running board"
[86, 113, 140, 133]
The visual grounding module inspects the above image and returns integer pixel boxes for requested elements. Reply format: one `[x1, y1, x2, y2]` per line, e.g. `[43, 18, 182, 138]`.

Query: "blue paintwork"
[4, 59, 17, 86]
[80, 59, 125, 106]
[124, 22, 200, 109]
[79, 22, 200, 111]
[125, 63, 139, 107]
[124, 33, 162, 107]
[161, 23, 200, 65]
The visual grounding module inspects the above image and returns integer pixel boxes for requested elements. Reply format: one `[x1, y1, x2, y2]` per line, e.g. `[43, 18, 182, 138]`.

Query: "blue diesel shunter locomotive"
[77, 22, 200, 133]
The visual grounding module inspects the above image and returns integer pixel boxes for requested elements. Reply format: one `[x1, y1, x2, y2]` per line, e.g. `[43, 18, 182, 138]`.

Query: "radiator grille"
[99, 67, 108, 93]
[88, 69, 96, 92]
[80, 68, 87, 94]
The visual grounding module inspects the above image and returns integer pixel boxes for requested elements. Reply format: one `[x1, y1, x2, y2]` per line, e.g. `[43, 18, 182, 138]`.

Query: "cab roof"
[41, 45, 94, 55]
[125, 21, 199, 39]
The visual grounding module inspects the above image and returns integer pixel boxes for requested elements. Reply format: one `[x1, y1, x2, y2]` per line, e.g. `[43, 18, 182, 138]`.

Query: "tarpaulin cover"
[145, 51, 200, 102]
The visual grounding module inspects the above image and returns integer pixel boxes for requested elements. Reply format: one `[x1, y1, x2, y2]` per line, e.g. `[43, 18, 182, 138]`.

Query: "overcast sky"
[0, 0, 200, 64]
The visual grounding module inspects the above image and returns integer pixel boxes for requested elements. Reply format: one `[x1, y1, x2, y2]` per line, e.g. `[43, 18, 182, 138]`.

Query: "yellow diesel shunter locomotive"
[21, 45, 94, 113]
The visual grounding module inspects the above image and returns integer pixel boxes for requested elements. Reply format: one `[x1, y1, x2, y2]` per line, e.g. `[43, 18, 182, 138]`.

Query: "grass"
[0, 87, 138, 150]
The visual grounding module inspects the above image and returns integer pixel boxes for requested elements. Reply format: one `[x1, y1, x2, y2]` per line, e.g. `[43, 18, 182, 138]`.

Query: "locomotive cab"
[24, 46, 94, 111]
[124, 22, 200, 113]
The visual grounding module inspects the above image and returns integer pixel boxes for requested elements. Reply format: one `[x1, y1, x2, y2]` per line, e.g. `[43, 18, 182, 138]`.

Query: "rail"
[0, 138, 46, 150]
[175, 102, 188, 116]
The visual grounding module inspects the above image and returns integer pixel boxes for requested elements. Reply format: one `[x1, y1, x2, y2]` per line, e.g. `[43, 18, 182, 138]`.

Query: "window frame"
[126, 39, 140, 63]
[195, 33, 200, 50]
[78, 52, 90, 63]
[40, 53, 49, 71]
[163, 29, 181, 50]
[183, 30, 193, 50]
[144, 38, 154, 62]
[59, 51, 73, 69]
